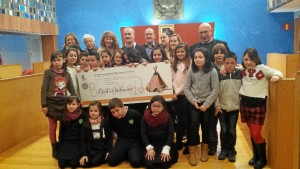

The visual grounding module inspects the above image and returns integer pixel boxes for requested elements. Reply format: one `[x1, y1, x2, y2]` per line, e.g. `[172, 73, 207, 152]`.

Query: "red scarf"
[144, 109, 169, 128]
[64, 108, 81, 121]
[52, 67, 64, 74]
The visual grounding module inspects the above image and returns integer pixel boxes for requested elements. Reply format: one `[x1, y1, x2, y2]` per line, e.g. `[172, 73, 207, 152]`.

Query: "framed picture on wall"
[158, 24, 174, 42]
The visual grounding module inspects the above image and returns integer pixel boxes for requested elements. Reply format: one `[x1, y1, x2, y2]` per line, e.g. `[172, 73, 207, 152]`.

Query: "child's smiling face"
[67, 100, 80, 113]
[243, 54, 256, 69]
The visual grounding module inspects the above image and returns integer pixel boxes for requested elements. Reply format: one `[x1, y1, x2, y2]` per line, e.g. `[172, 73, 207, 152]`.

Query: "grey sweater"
[184, 68, 219, 108]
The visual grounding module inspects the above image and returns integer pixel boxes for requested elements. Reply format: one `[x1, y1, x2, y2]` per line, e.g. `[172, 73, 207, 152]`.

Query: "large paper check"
[77, 62, 174, 106]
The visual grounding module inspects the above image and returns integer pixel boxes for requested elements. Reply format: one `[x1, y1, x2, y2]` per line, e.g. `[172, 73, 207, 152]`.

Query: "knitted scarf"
[51, 67, 64, 74]
[144, 109, 169, 128]
[64, 108, 81, 121]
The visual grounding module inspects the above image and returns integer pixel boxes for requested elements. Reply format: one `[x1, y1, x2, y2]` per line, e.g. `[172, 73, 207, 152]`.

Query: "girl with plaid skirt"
[239, 48, 282, 169]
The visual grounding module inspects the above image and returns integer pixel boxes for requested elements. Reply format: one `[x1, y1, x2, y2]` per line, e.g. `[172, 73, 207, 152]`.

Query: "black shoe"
[227, 150, 236, 162]
[182, 146, 189, 154]
[51, 143, 58, 160]
[208, 149, 216, 156]
[52, 151, 58, 159]
[176, 142, 183, 150]
[218, 150, 227, 160]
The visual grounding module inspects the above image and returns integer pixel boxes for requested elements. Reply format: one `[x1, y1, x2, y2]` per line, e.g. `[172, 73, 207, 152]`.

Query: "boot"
[249, 138, 258, 165]
[254, 142, 267, 169]
[51, 143, 58, 159]
[188, 146, 199, 166]
[183, 144, 189, 154]
[200, 143, 209, 162]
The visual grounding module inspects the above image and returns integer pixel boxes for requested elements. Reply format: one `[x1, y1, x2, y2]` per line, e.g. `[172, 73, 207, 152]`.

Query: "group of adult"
[61, 22, 229, 64]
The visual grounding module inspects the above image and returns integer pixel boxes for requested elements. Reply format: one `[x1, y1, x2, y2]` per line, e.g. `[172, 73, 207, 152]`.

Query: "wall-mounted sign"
[153, 0, 183, 20]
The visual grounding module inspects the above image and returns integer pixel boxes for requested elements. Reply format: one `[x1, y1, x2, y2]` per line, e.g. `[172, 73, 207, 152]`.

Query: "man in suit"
[189, 22, 230, 62]
[189, 22, 230, 157]
[122, 27, 148, 61]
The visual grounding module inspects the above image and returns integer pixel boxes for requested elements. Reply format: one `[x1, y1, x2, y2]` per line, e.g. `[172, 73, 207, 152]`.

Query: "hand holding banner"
[77, 62, 174, 106]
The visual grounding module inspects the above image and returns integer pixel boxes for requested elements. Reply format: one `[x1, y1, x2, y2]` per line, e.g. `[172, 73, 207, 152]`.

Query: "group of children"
[41, 31, 283, 169]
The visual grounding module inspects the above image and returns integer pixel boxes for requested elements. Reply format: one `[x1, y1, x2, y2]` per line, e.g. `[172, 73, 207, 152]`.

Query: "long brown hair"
[172, 42, 191, 72]
[100, 31, 120, 50]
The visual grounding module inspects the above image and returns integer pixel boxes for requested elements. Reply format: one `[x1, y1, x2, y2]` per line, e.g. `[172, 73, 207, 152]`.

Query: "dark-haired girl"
[41, 51, 76, 159]
[58, 96, 83, 168]
[149, 45, 168, 63]
[171, 42, 191, 153]
[183, 47, 219, 166]
[79, 101, 113, 167]
[141, 95, 178, 169]
[65, 48, 80, 96]
[240, 48, 282, 169]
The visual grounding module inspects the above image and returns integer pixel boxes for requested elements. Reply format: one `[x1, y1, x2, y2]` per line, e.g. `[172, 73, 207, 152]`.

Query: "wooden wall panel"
[267, 79, 298, 169]
[32, 62, 50, 74]
[267, 53, 287, 77]
[0, 14, 58, 35]
[287, 54, 300, 77]
[294, 18, 300, 54]
[0, 74, 48, 152]
[267, 53, 300, 78]
[0, 64, 22, 79]
[41, 35, 58, 61]
[295, 72, 300, 169]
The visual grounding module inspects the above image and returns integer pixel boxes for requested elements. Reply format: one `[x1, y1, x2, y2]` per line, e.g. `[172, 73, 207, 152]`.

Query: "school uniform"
[141, 109, 178, 169]
[80, 119, 113, 167]
[58, 111, 83, 168]
[107, 108, 144, 168]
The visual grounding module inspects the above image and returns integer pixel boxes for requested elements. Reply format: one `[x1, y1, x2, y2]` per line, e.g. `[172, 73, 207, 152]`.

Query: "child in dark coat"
[79, 101, 113, 167]
[106, 98, 144, 168]
[58, 96, 83, 169]
[141, 95, 178, 169]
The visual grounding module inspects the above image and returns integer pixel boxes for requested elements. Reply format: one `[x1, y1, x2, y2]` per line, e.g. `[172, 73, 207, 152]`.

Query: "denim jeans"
[218, 110, 239, 151]
[187, 103, 214, 146]
[209, 111, 218, 150]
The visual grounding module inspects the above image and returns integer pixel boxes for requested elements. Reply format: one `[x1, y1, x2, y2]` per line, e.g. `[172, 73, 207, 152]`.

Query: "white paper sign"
[77, 62, 174, 106]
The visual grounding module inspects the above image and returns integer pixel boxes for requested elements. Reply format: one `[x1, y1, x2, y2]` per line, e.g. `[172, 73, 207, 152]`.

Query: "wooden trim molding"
[0, 14, 58, 35]
[295, 18, 300, 54]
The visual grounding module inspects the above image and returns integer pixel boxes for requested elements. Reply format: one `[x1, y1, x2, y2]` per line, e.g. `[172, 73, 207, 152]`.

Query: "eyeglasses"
[151, 105, 163, 109]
